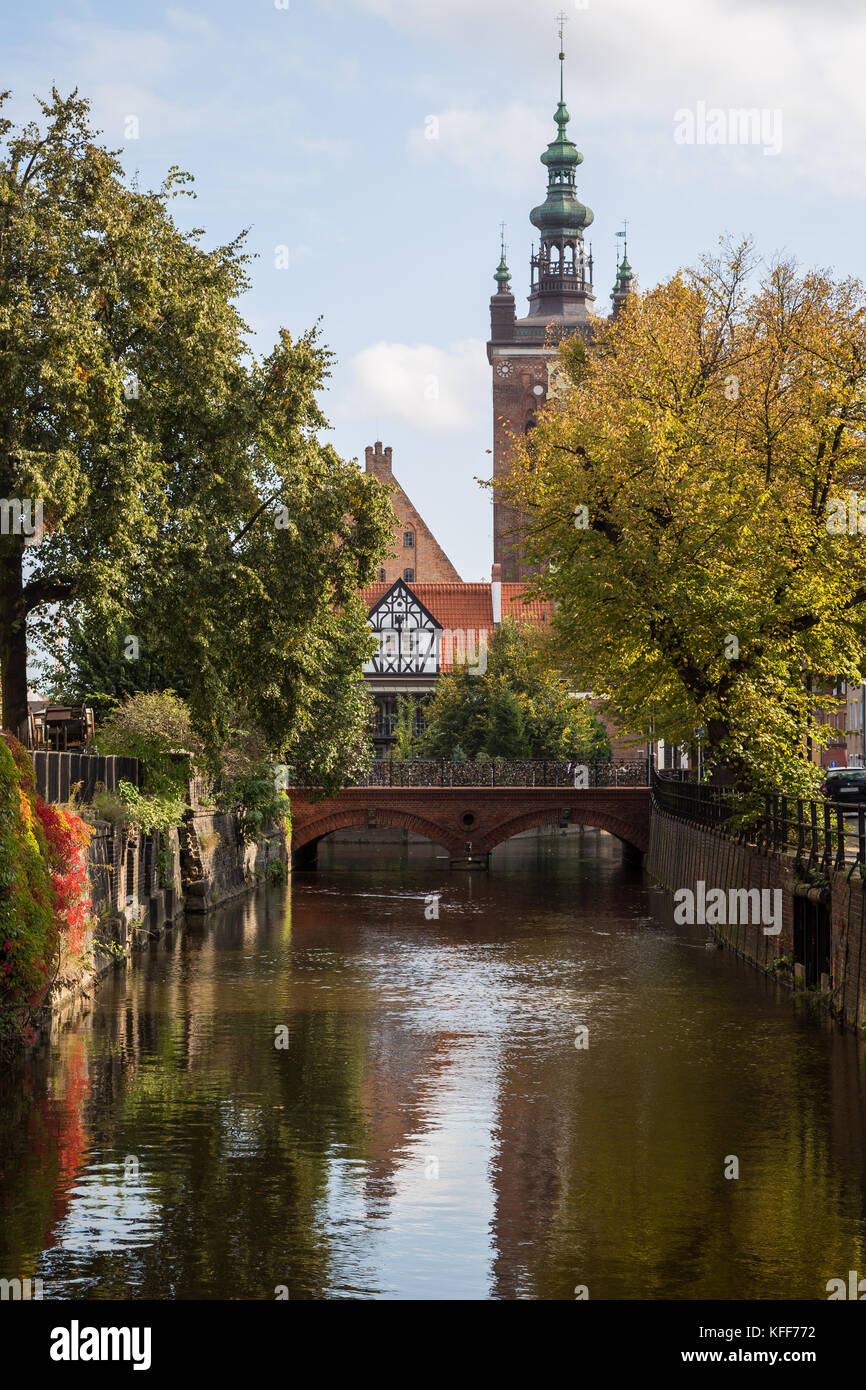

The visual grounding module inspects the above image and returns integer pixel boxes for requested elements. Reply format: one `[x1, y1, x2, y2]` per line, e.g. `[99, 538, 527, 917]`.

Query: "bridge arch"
[478, 808, 648, 856]
[292, 808, 461, 856]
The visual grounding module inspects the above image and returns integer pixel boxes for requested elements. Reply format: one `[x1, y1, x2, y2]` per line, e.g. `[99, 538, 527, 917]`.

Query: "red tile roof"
[359, 581, 554, 672]
[502, 583, 554, 626]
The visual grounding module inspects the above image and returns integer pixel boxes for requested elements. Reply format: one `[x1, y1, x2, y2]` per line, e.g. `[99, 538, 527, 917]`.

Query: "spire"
[526, 19, 594, 321]
[610, 222, 634, 315]
[529, 18, 593, 242]
[489, 221, 516, 342]
[494, 222, 511, 288]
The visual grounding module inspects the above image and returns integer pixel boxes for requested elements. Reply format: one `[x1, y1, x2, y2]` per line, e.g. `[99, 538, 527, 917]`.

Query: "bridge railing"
[650, 768, 866, 873]
[337, 758, 652, 789]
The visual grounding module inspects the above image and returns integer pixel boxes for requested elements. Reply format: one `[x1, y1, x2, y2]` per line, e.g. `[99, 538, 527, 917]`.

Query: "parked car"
[820, 767, 866, 803]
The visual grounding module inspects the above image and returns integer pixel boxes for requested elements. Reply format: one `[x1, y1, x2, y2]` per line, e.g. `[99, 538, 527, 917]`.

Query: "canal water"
[1, 829, 865, 1301]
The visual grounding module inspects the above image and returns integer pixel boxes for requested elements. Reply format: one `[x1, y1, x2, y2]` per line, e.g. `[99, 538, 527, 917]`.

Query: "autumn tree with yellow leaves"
[500, 241, 866, 793]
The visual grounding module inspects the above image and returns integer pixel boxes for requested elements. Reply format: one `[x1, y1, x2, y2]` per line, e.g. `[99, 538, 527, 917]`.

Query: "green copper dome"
[529, 83, 593, 236]
[494, 239, 511, 286]
[611, 243, 634, 300]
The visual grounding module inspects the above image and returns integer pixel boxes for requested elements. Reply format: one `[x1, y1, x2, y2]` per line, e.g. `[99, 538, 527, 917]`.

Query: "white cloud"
[341, 340, 488, 433]
[408, 103, 549, 185]
[353, 0, 866, 192]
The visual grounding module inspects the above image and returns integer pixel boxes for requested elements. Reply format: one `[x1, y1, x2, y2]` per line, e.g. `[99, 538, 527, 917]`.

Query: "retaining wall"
[647, 804, 866, 1034]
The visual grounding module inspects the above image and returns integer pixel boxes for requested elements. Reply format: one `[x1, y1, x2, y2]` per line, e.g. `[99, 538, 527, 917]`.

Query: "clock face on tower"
[547, 362, 570, 400]
[495, 359, 514, 378]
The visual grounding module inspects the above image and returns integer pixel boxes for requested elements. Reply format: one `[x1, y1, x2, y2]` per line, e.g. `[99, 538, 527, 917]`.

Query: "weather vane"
[556, 10, 568, 57]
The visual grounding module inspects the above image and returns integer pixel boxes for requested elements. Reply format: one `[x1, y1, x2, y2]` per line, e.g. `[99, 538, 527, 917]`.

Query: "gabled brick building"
[364, 441, 462, 585]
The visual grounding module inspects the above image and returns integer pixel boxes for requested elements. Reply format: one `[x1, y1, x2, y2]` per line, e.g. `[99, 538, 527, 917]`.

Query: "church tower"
[487, 27, 632, 581]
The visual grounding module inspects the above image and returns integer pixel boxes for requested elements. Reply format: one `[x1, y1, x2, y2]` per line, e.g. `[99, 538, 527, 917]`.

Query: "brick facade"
[290, 785, 651, 864]
[364, 441, 461, 584]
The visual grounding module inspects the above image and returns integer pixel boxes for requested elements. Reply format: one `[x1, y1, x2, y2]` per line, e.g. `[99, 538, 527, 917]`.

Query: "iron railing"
[340, 758, 652, 789]
[650, 768, 866, 873]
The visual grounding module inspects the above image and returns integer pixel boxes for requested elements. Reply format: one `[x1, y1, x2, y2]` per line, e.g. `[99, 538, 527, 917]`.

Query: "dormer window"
[403, 530, 415, 548]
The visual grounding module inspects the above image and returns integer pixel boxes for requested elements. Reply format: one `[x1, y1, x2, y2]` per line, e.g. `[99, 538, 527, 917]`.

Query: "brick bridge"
[290, 784, 651, 870]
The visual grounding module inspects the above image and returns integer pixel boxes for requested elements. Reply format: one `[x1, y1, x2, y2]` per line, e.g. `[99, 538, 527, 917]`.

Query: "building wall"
[364, 442, 461, 583]
[490, 356, 551, 581]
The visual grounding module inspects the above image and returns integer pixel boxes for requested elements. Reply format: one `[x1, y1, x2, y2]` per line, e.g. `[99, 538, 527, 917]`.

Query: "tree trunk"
[0, 546, 29, 741]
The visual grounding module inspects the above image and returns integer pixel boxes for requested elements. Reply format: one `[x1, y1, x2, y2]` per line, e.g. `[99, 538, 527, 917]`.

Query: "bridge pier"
[293, 840, 319, 871]
[450, 852, 490, 871]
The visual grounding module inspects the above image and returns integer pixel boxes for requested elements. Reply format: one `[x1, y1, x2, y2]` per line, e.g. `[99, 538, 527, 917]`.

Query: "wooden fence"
[32, 751, 141, 805]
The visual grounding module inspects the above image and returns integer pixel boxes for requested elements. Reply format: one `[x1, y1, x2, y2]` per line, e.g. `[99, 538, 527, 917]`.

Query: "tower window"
[403, 530, 414, 548]
[404, 567, 415, 582]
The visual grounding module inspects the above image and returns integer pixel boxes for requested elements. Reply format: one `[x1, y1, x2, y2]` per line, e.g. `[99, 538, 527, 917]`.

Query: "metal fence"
[650, 768, 866, 873]
[340, 758, 652, 789]
[32, 751, 141, 805]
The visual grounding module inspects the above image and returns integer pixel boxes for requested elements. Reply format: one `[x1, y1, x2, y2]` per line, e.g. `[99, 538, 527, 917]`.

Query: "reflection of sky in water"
[43, 1162, 160, 1257]
[322, 1059, 497, 1299]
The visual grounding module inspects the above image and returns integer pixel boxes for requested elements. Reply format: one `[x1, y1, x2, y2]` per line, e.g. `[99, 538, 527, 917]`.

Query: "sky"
[5, 0, 866, 579]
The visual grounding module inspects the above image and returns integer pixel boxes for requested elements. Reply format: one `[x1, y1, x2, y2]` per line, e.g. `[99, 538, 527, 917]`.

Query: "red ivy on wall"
[0, 734, 92, 1038]
[33, 799, 92, 957]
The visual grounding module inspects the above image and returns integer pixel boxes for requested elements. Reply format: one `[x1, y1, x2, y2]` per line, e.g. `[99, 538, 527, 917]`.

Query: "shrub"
[116, 781, 186, 835]
[0, 735, 92, 1041]
[96, 691, 201, 796]
[220, 764, 290, 841]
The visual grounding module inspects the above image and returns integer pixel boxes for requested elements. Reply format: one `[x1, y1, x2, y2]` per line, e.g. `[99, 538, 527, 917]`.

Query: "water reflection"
[1, 828, 865, 1299]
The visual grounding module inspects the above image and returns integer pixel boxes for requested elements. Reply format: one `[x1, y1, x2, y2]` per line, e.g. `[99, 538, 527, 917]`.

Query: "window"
[403, 530, 414, 548]
[404, 567, 414, 581]
[378, 567, 386, 582]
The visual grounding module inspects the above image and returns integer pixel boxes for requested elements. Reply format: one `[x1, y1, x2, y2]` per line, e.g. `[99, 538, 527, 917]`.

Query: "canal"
[2, 829, 865, 1300]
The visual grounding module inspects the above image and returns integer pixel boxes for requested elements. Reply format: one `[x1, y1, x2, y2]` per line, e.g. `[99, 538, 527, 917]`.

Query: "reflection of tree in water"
[488, 975, 866, 1301]
[0, 1034, 91, 1282]
[0, 890, 460, 1299]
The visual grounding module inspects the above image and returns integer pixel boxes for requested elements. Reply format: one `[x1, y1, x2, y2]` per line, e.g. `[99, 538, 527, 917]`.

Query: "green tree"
[1, 90, 392, 789]
[485, 683, 526, 757]
[38, 611, 189, 723]
[420, 619, 610, 761]
[501, 240, 866, 793]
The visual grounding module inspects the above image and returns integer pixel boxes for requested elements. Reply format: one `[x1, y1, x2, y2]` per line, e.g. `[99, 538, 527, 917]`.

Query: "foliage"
[0, 735, 90, 1041]
[499, 239, 866, 794]
[37, 611, 190, 724]
[419, 619, 611, 761]
[2, 89, 393, 789]
[391, 695, 426, 760]
[33, 798, 91, 956]
[96, 691, 199, 796]
[115, 781, 186, 836]
[221, 765, 290, 841]
[88, 788, 129, 824]
[266, 858, 288, 886]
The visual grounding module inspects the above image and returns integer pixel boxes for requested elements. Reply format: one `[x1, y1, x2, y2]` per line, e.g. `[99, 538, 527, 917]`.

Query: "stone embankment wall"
[180, 811, 285, 913]
[647, 804, 866, 1035]
[48, 810, 287, 1034]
